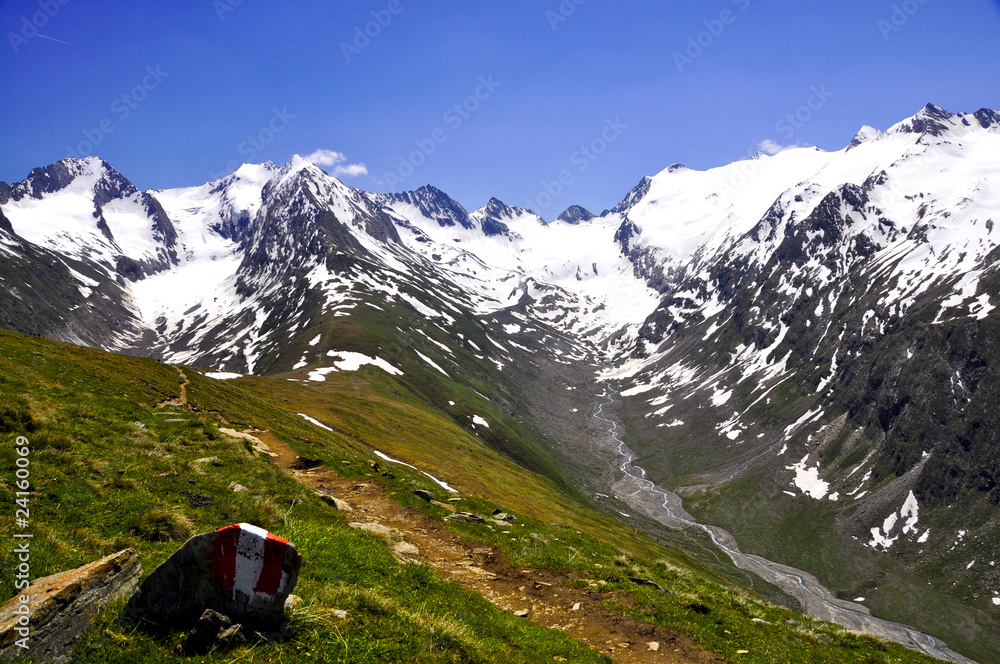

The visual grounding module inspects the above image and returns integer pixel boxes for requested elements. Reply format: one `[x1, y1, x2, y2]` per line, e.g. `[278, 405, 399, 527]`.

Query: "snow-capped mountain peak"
[470, 197, 545, 236]
[1, 157, 177, 279]
[376, 185, 474, 231]
[886, 103, 1000, 140]
[849, 125, 883, 148]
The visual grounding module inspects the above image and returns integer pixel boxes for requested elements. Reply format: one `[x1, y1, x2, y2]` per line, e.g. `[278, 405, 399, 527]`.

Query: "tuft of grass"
[132, 508, 194, 543]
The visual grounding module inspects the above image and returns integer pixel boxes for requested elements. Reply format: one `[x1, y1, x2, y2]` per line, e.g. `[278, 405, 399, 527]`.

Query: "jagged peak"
[885, 103, 1000, 141]
[468, 197, 542, 237]
[381, 185, 474, 230]
[886, 103, 965, 138]
[261, 155, 334, 201]
[476, 197, 544, 224]
[555, 205, 595, 225]
[477, 197, 517, 219]
[608, 176, 653, 217]
[10, 156, 136, 201]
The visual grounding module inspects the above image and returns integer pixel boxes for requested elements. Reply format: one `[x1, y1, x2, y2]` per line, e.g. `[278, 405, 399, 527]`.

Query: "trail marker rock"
[126, 523, 300, 631]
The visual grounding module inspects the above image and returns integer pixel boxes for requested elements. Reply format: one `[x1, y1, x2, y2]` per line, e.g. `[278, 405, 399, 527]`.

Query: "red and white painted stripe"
[210, 523, 289, 599]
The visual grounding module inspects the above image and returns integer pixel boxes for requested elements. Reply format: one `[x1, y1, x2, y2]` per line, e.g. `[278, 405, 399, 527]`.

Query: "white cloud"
[757, 139, 794, 155]
[304, 149, 368, 178]
[305, 149, 346, 166]
[332, 163, 368, 178]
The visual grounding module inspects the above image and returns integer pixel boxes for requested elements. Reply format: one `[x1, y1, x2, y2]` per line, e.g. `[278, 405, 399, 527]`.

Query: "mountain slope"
[0, 327, 945, 664]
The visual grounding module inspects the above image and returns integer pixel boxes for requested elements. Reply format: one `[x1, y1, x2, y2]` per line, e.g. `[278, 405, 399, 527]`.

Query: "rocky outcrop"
[0, 548, 141, 663]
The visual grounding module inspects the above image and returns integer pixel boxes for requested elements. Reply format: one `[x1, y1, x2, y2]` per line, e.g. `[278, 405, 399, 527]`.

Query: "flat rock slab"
[126, 523, 300, 632]
[0, 548, 141, 664]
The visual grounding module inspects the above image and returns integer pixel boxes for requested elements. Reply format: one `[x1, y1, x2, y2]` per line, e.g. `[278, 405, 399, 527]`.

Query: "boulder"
[177, 609, 249, 655]
[0, 548, 141, 664]
[126, 523, 300, 632]
[445, 512, 484, 524]
[348, 522, 397, 542]
[220, 429, 276, 458]
[316, 492, 352, 512]
[178, 609, 231, 656]
[413, 490, 434, 502]
[391, 542, 420, 558]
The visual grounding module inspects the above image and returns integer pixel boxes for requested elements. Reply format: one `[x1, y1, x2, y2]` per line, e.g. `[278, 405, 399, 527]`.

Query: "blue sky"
[2, 0, 999, 219]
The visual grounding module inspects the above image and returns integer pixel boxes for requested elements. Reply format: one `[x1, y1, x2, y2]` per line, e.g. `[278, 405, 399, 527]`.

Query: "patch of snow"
[622, 382, 658, 397]
[415, 351, 450, 376]
[204, 371, 243, 380]
[472, 415, 490, 428]
[308, 334, 322, 346]
[900, 491, 920, 535]
[786, 455, 829, 500]
[400, 292, 455, 325]
[326, 351, 403, 375]
[784, 407, 823, 439]
[372, 450, 457, 493]
[298, 413, 333, 431]
[711, 387, 733, 406]
[869, 526, 897, 550]
[307, 367, 339, 382]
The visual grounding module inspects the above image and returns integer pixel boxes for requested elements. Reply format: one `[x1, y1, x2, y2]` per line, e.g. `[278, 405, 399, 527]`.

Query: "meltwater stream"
[592, 389, 975, 663]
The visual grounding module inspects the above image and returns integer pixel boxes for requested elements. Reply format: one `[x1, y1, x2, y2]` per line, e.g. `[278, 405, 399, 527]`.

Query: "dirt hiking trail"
[251, 429, 726, 664]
